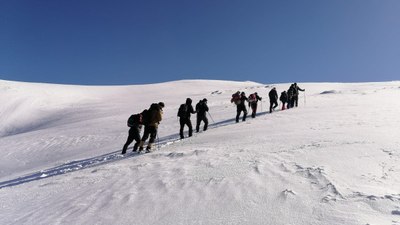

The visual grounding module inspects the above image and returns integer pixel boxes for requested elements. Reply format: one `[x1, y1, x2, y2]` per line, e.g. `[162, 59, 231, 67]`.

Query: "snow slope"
[0, 79, 399, 225]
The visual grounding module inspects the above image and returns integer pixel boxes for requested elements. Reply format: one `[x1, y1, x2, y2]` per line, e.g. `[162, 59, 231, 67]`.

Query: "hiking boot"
[145, 146, 152, 153]
[132, 143, 139, 152]
[121, 147, 127, 155]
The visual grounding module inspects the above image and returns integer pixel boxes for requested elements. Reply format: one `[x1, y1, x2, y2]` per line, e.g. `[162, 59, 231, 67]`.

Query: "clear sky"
[1, 0, 399, 85]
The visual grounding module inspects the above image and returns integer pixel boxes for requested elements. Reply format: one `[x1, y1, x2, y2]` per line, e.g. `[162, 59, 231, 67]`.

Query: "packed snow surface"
[0, 79, 399, 225]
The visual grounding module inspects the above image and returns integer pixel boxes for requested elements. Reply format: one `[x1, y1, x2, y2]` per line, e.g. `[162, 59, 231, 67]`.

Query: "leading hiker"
[292, 83, 305, 107]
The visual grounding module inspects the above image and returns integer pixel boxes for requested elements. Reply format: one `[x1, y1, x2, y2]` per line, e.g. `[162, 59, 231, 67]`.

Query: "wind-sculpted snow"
[320, 90, 339, 94]
[0, 80, 400, 225]
[0, 114, 255, 189]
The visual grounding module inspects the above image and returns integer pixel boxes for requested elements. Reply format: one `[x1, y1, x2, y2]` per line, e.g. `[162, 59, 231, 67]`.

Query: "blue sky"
[1, 0, 399, 85]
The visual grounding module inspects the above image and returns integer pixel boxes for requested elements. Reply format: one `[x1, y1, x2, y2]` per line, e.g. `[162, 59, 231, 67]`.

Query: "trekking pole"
[157, 134, 160, 151]
[260, 101, 263, 112]
[207, 111, 215, 123]
[304, 91, 306, 106]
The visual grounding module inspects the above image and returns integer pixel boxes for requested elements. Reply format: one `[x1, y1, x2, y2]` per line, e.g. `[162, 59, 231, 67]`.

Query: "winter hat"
[158, 102, 165, 108]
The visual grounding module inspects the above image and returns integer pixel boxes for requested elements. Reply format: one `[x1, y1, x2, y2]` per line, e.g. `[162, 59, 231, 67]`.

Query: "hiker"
[279, 90, 288, 110]
[178, 98, 196, 139]
[138, 102, 164, 153]
[292, 83, 305, 107]
[248, 92, 262, 118]
[268, 87, 278, 113]
[287, 84, 295, 109]
[231, 91, 248, 123]
[122, 112, 143, 154]
[195, 98, 209, 133]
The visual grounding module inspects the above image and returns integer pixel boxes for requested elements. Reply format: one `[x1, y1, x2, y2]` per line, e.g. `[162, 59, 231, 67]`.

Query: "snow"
[0, 79, 399, 225]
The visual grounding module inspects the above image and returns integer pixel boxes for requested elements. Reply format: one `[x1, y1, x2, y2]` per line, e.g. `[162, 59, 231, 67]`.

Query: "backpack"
[196, 101, 207, 115]
[141, 109, 150, 125]
[280, 92, 287, 102]
[248, 94, 256, 103]
[127, 113, 142, 127]
[231, 93, 241, 105]
[149, 103, 159, 110]
[177, 104, 188, 117]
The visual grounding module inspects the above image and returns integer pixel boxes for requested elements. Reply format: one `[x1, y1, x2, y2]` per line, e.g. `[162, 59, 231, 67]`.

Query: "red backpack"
[248, 93, 256, 103]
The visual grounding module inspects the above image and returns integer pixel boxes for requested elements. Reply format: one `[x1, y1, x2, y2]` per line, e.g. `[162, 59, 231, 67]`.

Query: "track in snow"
[0, 111, 269, 189]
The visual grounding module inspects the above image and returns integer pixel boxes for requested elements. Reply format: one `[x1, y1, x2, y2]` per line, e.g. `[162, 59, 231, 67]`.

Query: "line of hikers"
[230, 83, 305, 121]
[122, 98, 209, 154]
[122, 83, 304, 154]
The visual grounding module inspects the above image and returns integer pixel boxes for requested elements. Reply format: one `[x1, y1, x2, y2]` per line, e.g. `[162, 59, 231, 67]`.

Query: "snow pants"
[250, 102, 258, 118]
[269, 100, 278, 113]
[293, 95, 299, 107]
[236, 105, 247, 123]
[196, 115, 208, 132]
[122, 125, 141, 154]
[281, 101, 286, 110]
[140, 125, 158, 150]
[180, 117, 193, 139]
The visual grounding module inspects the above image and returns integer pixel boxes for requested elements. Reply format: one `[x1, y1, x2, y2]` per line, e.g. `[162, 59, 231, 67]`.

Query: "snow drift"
[0, 79, 399, 225]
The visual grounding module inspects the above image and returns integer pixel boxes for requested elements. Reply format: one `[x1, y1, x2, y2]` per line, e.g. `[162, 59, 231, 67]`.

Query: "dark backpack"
[149, 103, 159, 110]
[231, 93, 241, 105]
[177, 104, 188, 117]
[196, 101, 207, 115]
[141, 109, 150, 125]
[280, 92, 287, 102]
[127, 113, 142, 127]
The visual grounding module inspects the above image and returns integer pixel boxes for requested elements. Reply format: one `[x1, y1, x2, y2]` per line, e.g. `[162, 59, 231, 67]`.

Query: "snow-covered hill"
[0, 79, 399, 225]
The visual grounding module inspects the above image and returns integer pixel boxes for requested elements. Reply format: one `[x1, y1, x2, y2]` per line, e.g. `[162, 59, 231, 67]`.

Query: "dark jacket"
[280, 91, 288, 103]
[293, 85, 305, 96]
[288, 85, 295, 98]
[196, 101, 209, 117]
[178, 98, 196, 119]
[268, 89, 278, 101]
[238, 95, 248, 108]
